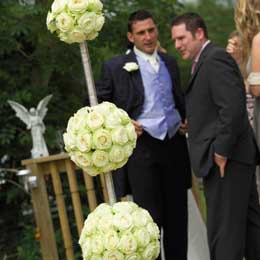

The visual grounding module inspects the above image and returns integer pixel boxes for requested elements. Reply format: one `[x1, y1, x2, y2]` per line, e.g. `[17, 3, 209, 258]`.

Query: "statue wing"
[8, 100, 30, 126]
[36, 94, 53, 119]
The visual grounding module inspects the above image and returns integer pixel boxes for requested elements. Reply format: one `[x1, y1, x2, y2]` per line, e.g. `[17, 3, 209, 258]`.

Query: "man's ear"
[195, 28, 205, 40]
[127, 32, 134, 43]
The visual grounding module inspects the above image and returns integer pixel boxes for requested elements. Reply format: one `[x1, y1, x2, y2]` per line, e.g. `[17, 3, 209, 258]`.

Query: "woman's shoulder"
[252, 32, 260, 46]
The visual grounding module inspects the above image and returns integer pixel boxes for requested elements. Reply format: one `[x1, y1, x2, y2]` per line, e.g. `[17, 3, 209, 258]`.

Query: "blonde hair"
[235, 0, 260, 62]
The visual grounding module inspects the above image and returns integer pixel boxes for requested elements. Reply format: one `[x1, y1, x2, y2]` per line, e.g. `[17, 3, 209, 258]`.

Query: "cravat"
[148, 56, 159, 72]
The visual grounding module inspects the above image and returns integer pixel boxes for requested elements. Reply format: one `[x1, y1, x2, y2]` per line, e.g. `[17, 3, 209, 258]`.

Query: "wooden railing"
[22, 153, 204, 260]
[21, 153, 108, 260]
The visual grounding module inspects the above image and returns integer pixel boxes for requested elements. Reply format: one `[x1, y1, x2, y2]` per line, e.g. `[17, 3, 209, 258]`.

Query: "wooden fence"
[21, 153, 204, 260]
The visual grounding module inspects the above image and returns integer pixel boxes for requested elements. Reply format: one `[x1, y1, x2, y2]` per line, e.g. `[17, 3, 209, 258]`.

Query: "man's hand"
[214, 153, 227, 178]
[179, 119, 188, 135]
[131, 120, 143, 137]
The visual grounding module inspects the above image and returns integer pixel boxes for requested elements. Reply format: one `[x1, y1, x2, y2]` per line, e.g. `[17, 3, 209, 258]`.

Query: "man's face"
[127, 18, 158, 54]
[171, 23, 204, 60]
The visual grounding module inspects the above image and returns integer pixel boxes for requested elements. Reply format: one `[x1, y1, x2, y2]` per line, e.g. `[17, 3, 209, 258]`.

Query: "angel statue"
[8, 95, 53, 158]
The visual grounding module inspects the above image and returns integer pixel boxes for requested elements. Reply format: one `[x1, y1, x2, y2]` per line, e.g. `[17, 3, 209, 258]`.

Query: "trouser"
[127, 131, 191, 260]
[204, 160, 260, 260]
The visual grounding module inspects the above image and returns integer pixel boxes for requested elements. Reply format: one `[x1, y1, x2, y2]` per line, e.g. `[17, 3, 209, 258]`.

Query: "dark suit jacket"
[96, 50, 191, 196]
[186, 42, 258, 178]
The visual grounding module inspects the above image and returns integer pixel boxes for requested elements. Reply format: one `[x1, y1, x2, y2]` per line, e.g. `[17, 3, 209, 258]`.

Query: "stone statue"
[8, 95, 53, 158]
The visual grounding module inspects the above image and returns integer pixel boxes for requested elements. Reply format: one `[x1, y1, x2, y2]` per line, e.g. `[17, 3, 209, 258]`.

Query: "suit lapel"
[186, 42, 213, 93]
[124, 51, 144, 97]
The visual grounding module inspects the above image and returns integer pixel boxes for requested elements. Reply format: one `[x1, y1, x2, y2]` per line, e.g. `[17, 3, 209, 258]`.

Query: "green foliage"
[16, 225, 41, 260]
[168, 0, 235, 87]
[0, 0, 86, 165]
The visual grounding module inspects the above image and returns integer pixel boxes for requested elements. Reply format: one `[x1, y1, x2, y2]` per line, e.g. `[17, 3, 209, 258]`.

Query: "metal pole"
[79, 41, 116, 205]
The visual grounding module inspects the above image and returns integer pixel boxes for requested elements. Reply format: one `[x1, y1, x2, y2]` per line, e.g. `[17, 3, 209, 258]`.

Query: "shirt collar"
[193, 40, 211, 63]
[134, 46, 159, 62]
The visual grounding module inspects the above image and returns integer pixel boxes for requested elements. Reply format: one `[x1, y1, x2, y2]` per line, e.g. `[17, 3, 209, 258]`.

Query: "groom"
[96, 10, 191, 260]
[171, 12, 260, 260]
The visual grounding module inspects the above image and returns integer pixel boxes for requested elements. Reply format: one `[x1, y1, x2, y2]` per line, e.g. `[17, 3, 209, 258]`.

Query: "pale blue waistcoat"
[136, 55, 181, 140]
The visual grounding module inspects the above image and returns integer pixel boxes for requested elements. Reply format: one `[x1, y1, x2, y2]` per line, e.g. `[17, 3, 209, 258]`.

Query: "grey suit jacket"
[186, 42, 258, 177]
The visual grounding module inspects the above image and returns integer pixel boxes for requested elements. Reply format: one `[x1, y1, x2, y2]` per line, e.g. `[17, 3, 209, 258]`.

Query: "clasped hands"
[131, 119, 189, 137]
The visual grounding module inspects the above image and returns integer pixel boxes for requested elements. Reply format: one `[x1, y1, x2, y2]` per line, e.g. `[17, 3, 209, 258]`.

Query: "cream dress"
[248, 71, 260, 201]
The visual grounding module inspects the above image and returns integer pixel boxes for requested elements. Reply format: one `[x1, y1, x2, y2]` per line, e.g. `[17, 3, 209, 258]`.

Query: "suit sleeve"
[173, 58, 186, 120]
[208, 50, 247, 158]
[95, 62, 114, 103]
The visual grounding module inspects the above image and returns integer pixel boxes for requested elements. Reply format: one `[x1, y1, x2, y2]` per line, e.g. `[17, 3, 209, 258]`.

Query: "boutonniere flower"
[123, 62, 139, 72]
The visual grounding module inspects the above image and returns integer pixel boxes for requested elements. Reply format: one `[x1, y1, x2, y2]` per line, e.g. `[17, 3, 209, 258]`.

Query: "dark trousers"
[127, 131, 191, 260]
[204, 160, 260, 260]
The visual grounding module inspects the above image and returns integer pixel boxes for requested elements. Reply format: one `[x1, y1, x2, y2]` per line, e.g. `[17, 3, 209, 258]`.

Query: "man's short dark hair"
[128, 10, 155, 32]
[171, 12, 208, 38]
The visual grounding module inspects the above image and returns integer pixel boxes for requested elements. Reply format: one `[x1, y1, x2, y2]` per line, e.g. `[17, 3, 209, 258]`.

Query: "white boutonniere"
[123, 62, 139, 72]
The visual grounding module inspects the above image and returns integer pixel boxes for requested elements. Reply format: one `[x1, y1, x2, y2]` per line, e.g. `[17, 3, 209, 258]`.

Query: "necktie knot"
[148, 56, 159, 72]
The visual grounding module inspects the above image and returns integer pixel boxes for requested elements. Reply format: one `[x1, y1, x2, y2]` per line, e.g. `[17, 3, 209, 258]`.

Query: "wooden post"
[65, 159, 84, 235]
[100, 174, 109, 203]
[27, 163, 59, 260]
[50, 162, 74, 260]
[83, 171, 97, 211]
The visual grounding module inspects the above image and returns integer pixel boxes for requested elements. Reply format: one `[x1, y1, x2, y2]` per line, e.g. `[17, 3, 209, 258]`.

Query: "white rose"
[97, 215, 113, 233]
[123, 62, 139, 72]
[125, 253, 142, 260]
[67, 113, 87, 134]
[91, 234, 104, 255]
[113, 212, 133, 231]
[95, 15, 105, 31]
[105, 112, 122, 128]
[100, 162, 116, 173]
[92, 150, 109, 168]
[103, 250, 124, 260]
[134, 228, 150, 247]
[56, 12, 74, 32]
[86, 111, 104, 131]
[103, 230, 120, 250]
[85, 31, 99, 41]
[80, 237, 92, 259]
[118, 232, 137, 254]
[94, 102, 117, 115]
[142, 241, 160, 260]
[146, 222, 160, 240]
[125, 123, 137, 142]
[111, 126, 128, 145]
[117, 108, 130, 125]
[83, 166, 100, 176]
[109, 145, 125, 163]
[46, 11, 57, 33]
[68, 0, 88, 13]
[63, 132, 76, 151]
[59, 28, 86, 43]
[114, 158, 128, 170]
[92, 129, 112, 150]
[76, 132, 92, 152]
[90, 255, 102, 260]
[72, 152, 93, 168]
[81, 213, 97, 235]
[87, 0, 103, 12]
[94, 203, 113, 218]
[132, 208, 153, 227]
[112, 201, 138, 214]
[76, 106, 90, 117]
[123, 143, 134, 158]
[78, 12, 98, 34]
[51, 0, 67, 14]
